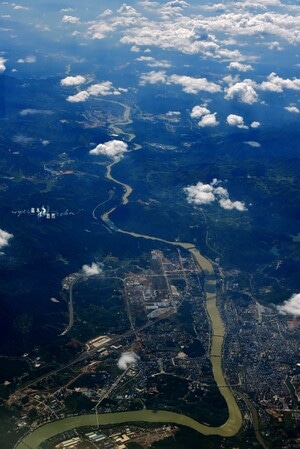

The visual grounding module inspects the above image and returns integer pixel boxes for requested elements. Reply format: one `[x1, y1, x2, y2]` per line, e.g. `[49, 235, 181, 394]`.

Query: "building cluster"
[7, 249, 299, 448]
[221, 277, 300, 429]
[86, 336, 112, 352]
[124, 249, 198, 321]
[50, 425, 176, 449]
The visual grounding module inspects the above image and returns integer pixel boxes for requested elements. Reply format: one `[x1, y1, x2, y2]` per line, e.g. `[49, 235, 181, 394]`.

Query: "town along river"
[15, 209, 242, 449]
[15, 106, 242, 449]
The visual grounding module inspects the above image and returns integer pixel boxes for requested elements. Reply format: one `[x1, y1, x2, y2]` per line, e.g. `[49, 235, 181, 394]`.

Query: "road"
[59, 276, 81, 336]
[13, 309, 175, 395]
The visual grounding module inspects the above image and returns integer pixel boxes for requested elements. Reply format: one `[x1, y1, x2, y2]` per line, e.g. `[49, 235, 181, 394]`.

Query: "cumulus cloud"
[228, 61, 253, 72]
[276, 293, 300, 317]
[67, 91, 90, 103]
[227, 114, 248, 129]
[285, 105, 299, 113]
[250, 121, 261, 128]
[198, 113, 219, 127]
[17, 55, 36, 64]
[219, 198, 247, 211]
[117, 4, 140, 16]
[0, 229, 13, 249]
[244, 141, 261, 148]
[225, 80, 259, 104]
[65, 81, 126, 102]
[60, 8, 74, 13]
[169, 74, 221, 94]
[140, 71, 221, 94]
[13, 5, 29, 10]
[266, 41, 283, 51]
[117, 351, 139, 370]
[19, 109, 53, 116]
[139, 70, 168, 85]
[87, 81, 125, 96]
[119, 13, 243, 60]
[82, 262, 102, 276]
[190, 105, 210, 119]
[87, 22, 115, 40]
[60, 75, 86, 86]
[89, 140, 128, 160]
[131, 45, 141, 52]
[260, 72, 300, 92]
[0, 57, 7, 73]
[61, 15, 80, 24]
[184, 182, 216, 205]
[12, 134, 35, 144]
[184, 179, 247, 211]
[136, 56, 171, 68]
[100, 9, 113, 17]
[190, 105, 219, 127]
[166, 111, 181, 116]
[86, 1, 300, 67]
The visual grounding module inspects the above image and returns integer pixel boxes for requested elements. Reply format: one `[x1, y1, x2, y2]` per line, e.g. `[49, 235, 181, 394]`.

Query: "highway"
[59, 277, 78, 336]
[13, 310, 174, 395]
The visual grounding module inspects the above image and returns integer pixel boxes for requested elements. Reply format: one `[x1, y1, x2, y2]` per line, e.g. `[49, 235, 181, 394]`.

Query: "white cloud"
[85, 1, 300, 68]
[82, 262, 102, 276]
[0, 229, 13, 249]
[87, 81, 125, 96]
[117, 351, 139, 370]
[87, 22, 115, 40]
[276, 293, 300, 317]
[198, 113, 219, 127]
[65, 80, 126, 103]
[60, 75, 86, 86]
[17, 55, 36, 64]
[244, 141, 261, 148]
[228, 61, 253, 72]
[284, 105, 299, 113]
[219, 198, 247, 211]
[61, 15, 80, 24]
[225, 80, 259, 104]
[169, 74, 221, 94]
[184, 182, 216, 205]
[260, 72, 300, 92]
[0, 57, 6, 73]
[13, 5, 29, 10]
[100, 9, 113, 17]
[250, 121, 261, 128]
[140, 71, 221, 94]
[131, 45, 141, 52]
[184, 179, 246, 211]
[190, 105, 210, 119]
[139, 70, 168, 85]
[265, 41, 283, 51]
[136, 56, 171, 68]
[139, 1, 160, 11]
[117, 4, 140, 16]
[89, 140, 128, 160]
[166, 111, 181, 116]
[226, 114, 248, 129]
[12, 134, 35, 144]
[19, 109, 53, 116]
[119, 14, 243, 60]
[66, 91, 90, 103]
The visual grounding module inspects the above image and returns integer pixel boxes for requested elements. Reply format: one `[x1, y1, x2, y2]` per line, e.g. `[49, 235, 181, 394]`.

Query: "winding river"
[15, 102, 242, 449]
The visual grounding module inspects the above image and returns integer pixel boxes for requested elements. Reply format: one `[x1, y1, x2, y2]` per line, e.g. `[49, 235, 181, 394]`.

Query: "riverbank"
[15, 97, 243, 449]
